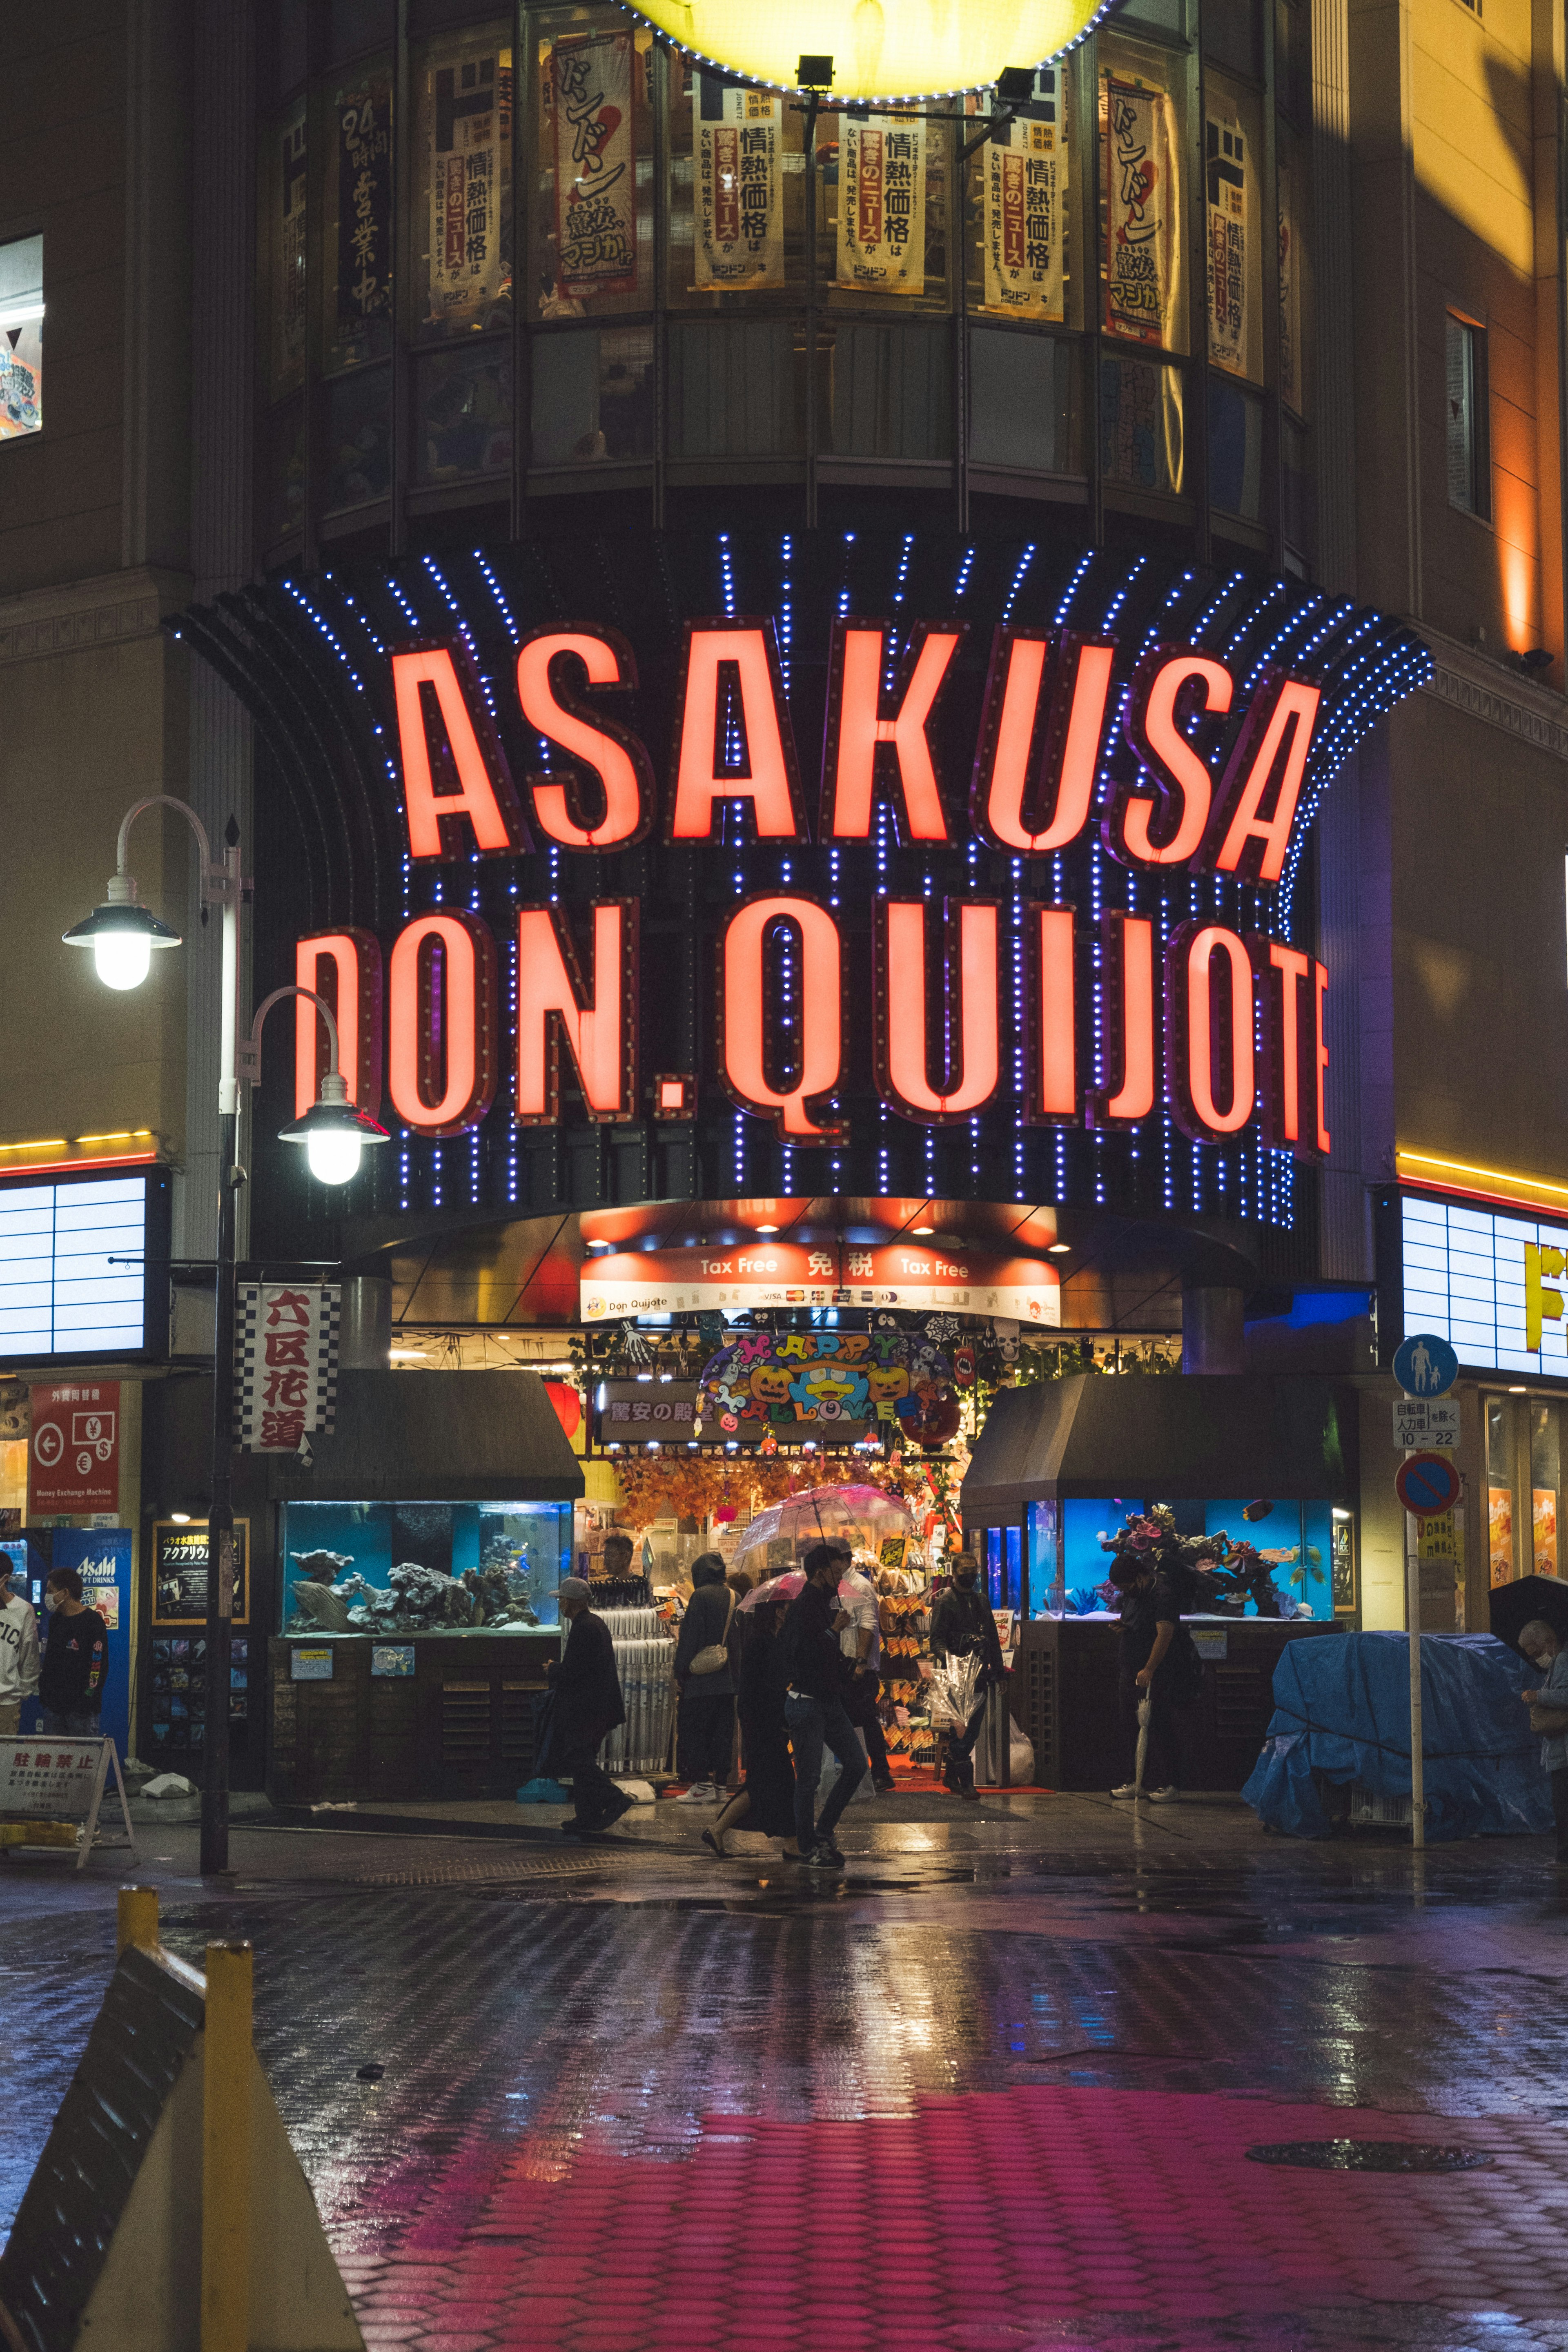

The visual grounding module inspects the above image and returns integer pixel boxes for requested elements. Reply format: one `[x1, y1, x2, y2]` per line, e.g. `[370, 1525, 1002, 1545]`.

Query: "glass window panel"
[1203, 0, 1261, 77]
[529, 325, 654, 466]
[263, 99, 309, 400]
[1487, 1395, 1515, 1586]
[820, 108, 950, 313]
[1208, 375, 1263, 519]
[325, 363, 392, 510]
[417, 339, 513, 483]
[279, 1499, 569, 1635]
[967, 65, 1075, 330]
[826, 321, 950, 459]
[667, 58, 804, 308]
[969, 328, 1082, 475]
[1100, 353, 1185, 494]
[532, 8, 654, 319]
[413, 22, 514, 343]
[1532, 1400, 1560, 1576]
[331, 0, 393, 63]
[1205, 72, 1263, 386]
[1276, 0, 1312, 129]
[1098, 36, 1188, 356]
[266, 397, 307, 543]
[323, 58, 394, 372]
[1283, 413, 1314, 560]
[271, 0, 309, 101]
[0, 233, 45, 442]
[1278, 119, 1312, 419]
[668, 321, 803, 457]
[1446, 314, 1490, 520]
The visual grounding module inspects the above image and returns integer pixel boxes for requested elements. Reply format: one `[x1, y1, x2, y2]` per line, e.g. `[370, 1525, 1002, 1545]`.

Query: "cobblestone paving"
[4, 1794, 1568, 2349]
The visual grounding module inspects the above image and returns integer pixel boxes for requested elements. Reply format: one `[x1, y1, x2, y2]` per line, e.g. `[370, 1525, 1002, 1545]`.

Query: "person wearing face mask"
[37, 1568, 109, 1738]
[0, 1557, 40, 1736]
[930, 1552, 1004, 1801]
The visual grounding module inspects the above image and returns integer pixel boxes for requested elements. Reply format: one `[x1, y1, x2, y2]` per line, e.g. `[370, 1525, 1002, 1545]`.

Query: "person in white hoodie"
[0, 1557, 40, 1735]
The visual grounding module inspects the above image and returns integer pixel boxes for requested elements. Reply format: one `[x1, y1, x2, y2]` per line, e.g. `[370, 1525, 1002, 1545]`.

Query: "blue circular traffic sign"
[1393, 1332, 1459, 1399]
[1395, 1451, 1463, 1518]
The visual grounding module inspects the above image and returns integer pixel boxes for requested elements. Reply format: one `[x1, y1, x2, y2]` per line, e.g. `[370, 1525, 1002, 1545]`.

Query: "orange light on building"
[516, 628, 653, 849]
[1113, 651, 1233, 866]
[1026, 903, 1077, 1119]
[875, 899, 1001, 1120]
[971, 633, 1114, 853]
[719, 895, 844, 1137]
[1207, 675, 1321, 883]
[515, 901, 639, 1124]
[294, 931, 383, 1118]
[1088, 913, 1155, 1124]
[821, 621, 961, 841]
[391, 644, 529, 860]
[1169, 922, 1255, 1140]
[669, 622, 804, 840]
[387, 911, 498, 1136]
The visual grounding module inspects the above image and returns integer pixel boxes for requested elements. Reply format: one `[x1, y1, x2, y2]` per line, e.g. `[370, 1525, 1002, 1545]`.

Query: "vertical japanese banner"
[272, 99, 307, 394]
[1278, 161, 1302, 413]
[983, 97, 1066, 322]
[693, 76, 783, 291]
[838, 115, 926, 294]
[1205, 113, 1248, 377]
[552, 31, 639, 299]
[234, 1284, 341, 1454]
[334, 70, 393, 363]
[1104, 76, 1179, 345]
[423, 42, 513, 330]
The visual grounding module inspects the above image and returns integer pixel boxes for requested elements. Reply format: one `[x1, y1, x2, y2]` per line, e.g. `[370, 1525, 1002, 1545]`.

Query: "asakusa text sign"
[294, 619, 1332, 1159]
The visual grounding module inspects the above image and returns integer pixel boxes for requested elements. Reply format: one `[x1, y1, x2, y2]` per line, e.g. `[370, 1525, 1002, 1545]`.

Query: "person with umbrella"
[1518, 1617, 1568, 1863]
[930, 1552, 1004, 1800]
[781, 1543, 866, 1866]
[701, 1589, 800, 1860]
[549, 1578, 633, 1837]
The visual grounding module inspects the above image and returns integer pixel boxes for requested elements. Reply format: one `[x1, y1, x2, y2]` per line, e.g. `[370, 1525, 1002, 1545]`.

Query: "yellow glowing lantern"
[624, 1, 1121, 101]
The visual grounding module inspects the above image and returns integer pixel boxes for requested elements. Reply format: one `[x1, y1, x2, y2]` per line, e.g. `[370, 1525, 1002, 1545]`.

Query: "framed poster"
[151, 1519, 250, 1628]
[1331, 1513, 1358, 1617]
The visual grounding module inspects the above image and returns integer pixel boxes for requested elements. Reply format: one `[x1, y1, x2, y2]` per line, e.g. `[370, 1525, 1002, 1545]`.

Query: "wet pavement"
[5, 1791, 1568, 2350]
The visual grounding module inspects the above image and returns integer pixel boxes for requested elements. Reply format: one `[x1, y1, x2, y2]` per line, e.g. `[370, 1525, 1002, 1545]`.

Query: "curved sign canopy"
[625, 0, 1120, 100]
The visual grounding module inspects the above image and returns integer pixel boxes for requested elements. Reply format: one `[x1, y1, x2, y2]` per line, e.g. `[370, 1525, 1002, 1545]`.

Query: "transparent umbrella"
[730, 1483, 915, 1586]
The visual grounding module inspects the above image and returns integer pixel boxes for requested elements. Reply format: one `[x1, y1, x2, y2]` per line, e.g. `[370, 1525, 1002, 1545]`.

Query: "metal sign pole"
[1404, 1483, 1424, 1851]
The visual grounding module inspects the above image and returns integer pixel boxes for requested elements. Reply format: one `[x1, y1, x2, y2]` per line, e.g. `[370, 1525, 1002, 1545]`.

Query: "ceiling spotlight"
[1049, 1242, 1071, 1255]
[586, 1238, 612, 1252]
[169, 1511, 193, 1524]
[756, 1223, 778, 1234]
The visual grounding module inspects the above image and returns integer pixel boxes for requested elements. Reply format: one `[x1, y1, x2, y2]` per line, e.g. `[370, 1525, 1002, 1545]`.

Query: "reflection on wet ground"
[5, 1793, 1568, 2348]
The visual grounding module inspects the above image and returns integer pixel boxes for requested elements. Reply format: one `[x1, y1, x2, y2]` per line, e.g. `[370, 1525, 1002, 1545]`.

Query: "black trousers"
[1553, 1764, 1568, 1857]
[677, 1688, 735, 1784]
[845, 1671, 892, 1780]
[1118, 1666, 1184, 1788]
[556, 1730, 619, 1825]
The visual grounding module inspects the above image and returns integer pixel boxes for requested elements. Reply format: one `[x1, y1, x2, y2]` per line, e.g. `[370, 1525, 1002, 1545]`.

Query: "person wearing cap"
[0, 1556, 40, 1736]
[548, 1578, 632, 1835]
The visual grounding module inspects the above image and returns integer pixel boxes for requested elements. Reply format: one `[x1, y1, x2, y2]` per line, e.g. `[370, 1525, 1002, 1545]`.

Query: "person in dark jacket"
[702, 1597, 799, 1859]
[930, 1553, 1004, 1800]
[548, 1578, 632, 1835]
[781, 1544, 866, 1866]
[673, 1551, 740, 1802]
[1109, 1559, 1199, 1801]
[38, 1568, 109, 1737]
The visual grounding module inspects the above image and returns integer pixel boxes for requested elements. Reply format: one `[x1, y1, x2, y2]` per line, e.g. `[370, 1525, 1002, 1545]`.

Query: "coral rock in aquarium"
[279, 1501, 568, 1636]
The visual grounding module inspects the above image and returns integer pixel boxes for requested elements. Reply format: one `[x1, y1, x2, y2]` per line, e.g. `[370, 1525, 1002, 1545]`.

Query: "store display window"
[0, 234, 44, 441]
[531, 7, 654, 320]
[1203, 71, 1263, 387]
[1098, 36, 1187, 356]
[416, 339, 513, 482]
[1532, 1399, 1561, 1576]
[322, 58, 394, 373]
[263, 99, 308, 399]
[966, 67, 1075, 330]
[1487, 1394, 1515, 1584]
[413, 23, 514, 343]
[665, 55, 806, 308]
[279, 1500, 570, 1636]
[817, 104, 950, 314]
[1100, 354, 1185, 494]
[530, 324, 653, 466]
[1060, 1497, 1339, 1619]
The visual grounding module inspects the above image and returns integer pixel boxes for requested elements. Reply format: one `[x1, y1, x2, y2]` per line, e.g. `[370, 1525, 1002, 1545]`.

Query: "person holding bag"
[1519, 1618, 1568, 1862]
[673, 1552, 740, 1802]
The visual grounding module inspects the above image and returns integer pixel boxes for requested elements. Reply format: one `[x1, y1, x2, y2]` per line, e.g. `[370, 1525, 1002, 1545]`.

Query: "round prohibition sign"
[1395, 1451, 1463, 1518]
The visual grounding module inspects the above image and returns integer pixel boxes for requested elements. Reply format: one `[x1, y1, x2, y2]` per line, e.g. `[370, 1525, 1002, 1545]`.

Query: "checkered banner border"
[233, 1283, 341, 1449]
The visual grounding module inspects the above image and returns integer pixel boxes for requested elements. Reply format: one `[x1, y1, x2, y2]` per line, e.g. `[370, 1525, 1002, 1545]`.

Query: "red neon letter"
[1313, 959, 1331, 1153]
[1086, 913, 1156, 1124]
[517, 628, 654, 850]
[386, 912, 498, 1136]
[1167, 922, 1255, 1142]
[1247, 937, 1310, 1148]
[294, 931, 383, 1119]
[874, 899, 1002, 1123]
[972, 633, 1114, 853]
[669, 621, 806, 841]
[1109, 650, 1233, 867]
[514, 902, 639, 1125]
[821, 621, 962, 843]
[391, 644, 529, 861]
[719, 895, 844, 1138]
[1205, 673, 1322, 883]
[1025, 904, 1078, 1120]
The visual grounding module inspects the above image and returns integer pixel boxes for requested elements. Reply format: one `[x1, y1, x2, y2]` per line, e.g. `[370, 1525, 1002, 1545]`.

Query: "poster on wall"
[1205, 112, 1249, 377]
[982, 72, 1065, 322]
[333, 68, 394, 365]
[271, 99, 307, 396]
[693, 76, 784, 292]
[234, 1282, 341, 1454]
[1278, 161, 1302, 413]
[152, 1520, 250, 1628]
[552, 31, 639, 299]
[838, 114, 926, 296]
[421, 38, 513, 333]
[28, 1382, 120, 1517]
[1103, 76, 1180, 345]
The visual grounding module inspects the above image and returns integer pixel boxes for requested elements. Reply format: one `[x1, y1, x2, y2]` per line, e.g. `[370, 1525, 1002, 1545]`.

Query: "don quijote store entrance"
[153, 530, 1428, 1802]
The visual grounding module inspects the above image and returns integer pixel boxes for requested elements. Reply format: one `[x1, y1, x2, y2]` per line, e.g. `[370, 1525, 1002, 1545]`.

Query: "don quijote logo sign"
[290, 616, 1339, 1158]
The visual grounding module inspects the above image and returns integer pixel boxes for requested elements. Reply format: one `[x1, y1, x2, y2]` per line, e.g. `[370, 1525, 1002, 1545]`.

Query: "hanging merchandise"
[694, 75, 784, 292]
[697, 1328, 956, 1441]
[838, 114, 926, 295]
[421, 37, 513, 332]
[552, 30, 639, 299]
[1103, 75, 1180, 345]
[596, 1605, 675, 1776]
[982, 71, 1066, 323]
[1205, 109, 1249, 379]
[1278, 159, 1302, 414]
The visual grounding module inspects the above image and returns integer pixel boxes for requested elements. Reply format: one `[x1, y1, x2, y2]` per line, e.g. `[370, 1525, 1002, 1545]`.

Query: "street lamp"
[64, 795, 389, 1874]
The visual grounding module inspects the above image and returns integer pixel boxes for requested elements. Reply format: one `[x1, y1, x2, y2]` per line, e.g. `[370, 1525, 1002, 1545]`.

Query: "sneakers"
[801, 1841, 844, 1868]
[1110, 1782, 1140, 1799]
[1146, 1786, 1180, 1803]
[675, 1782, 717, 1803]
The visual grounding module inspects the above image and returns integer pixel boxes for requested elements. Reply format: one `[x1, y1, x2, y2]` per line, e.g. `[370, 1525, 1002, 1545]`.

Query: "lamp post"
[65, 796, 388, 1874]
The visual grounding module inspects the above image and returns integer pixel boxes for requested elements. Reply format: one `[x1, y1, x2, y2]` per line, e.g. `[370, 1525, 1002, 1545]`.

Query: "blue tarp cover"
[1242, 1631, 1552, 1840]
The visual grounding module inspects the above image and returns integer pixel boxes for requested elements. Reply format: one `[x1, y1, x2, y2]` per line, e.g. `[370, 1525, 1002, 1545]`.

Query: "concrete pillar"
[338, 1278, 392, 1370]
[1180, 1285, 1246, 1374]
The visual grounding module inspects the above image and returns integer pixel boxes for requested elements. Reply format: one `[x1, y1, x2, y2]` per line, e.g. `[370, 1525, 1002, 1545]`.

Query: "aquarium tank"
[278, 1501, 569, 1637]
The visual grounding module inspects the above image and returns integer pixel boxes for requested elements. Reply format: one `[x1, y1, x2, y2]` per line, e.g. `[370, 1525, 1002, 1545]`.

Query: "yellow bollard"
[116, 1884, 160, 1955]
[201, 1941, 254, 2352]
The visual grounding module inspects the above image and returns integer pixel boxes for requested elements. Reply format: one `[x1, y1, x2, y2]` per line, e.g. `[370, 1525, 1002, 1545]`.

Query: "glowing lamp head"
[621, 5, 1106, 100]
[278, 1069, 391, 1187]
[63, 874, 181, 991]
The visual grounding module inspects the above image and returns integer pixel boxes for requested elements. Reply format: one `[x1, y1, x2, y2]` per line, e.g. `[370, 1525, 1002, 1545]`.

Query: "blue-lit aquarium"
[1057, 1497, 1338, 1620]
[279, 1501, 569, 1637]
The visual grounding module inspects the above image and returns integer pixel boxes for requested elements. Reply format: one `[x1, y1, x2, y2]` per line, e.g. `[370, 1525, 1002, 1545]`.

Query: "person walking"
[673, 1551, 741, 1803]
[702, 1595, 799, 1859]
[930, 1552, 1004, 1800]
[836, 1549, 895, 1793]
[549, 1577, 633, 1836]
[1519, 1617, 1568, 1862]
[781, 1543, 866, 1867]
[0, 1557, 40, 1736]
[1108, 1555, 1200, 1801]
[37, 1568, 108, 1738]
